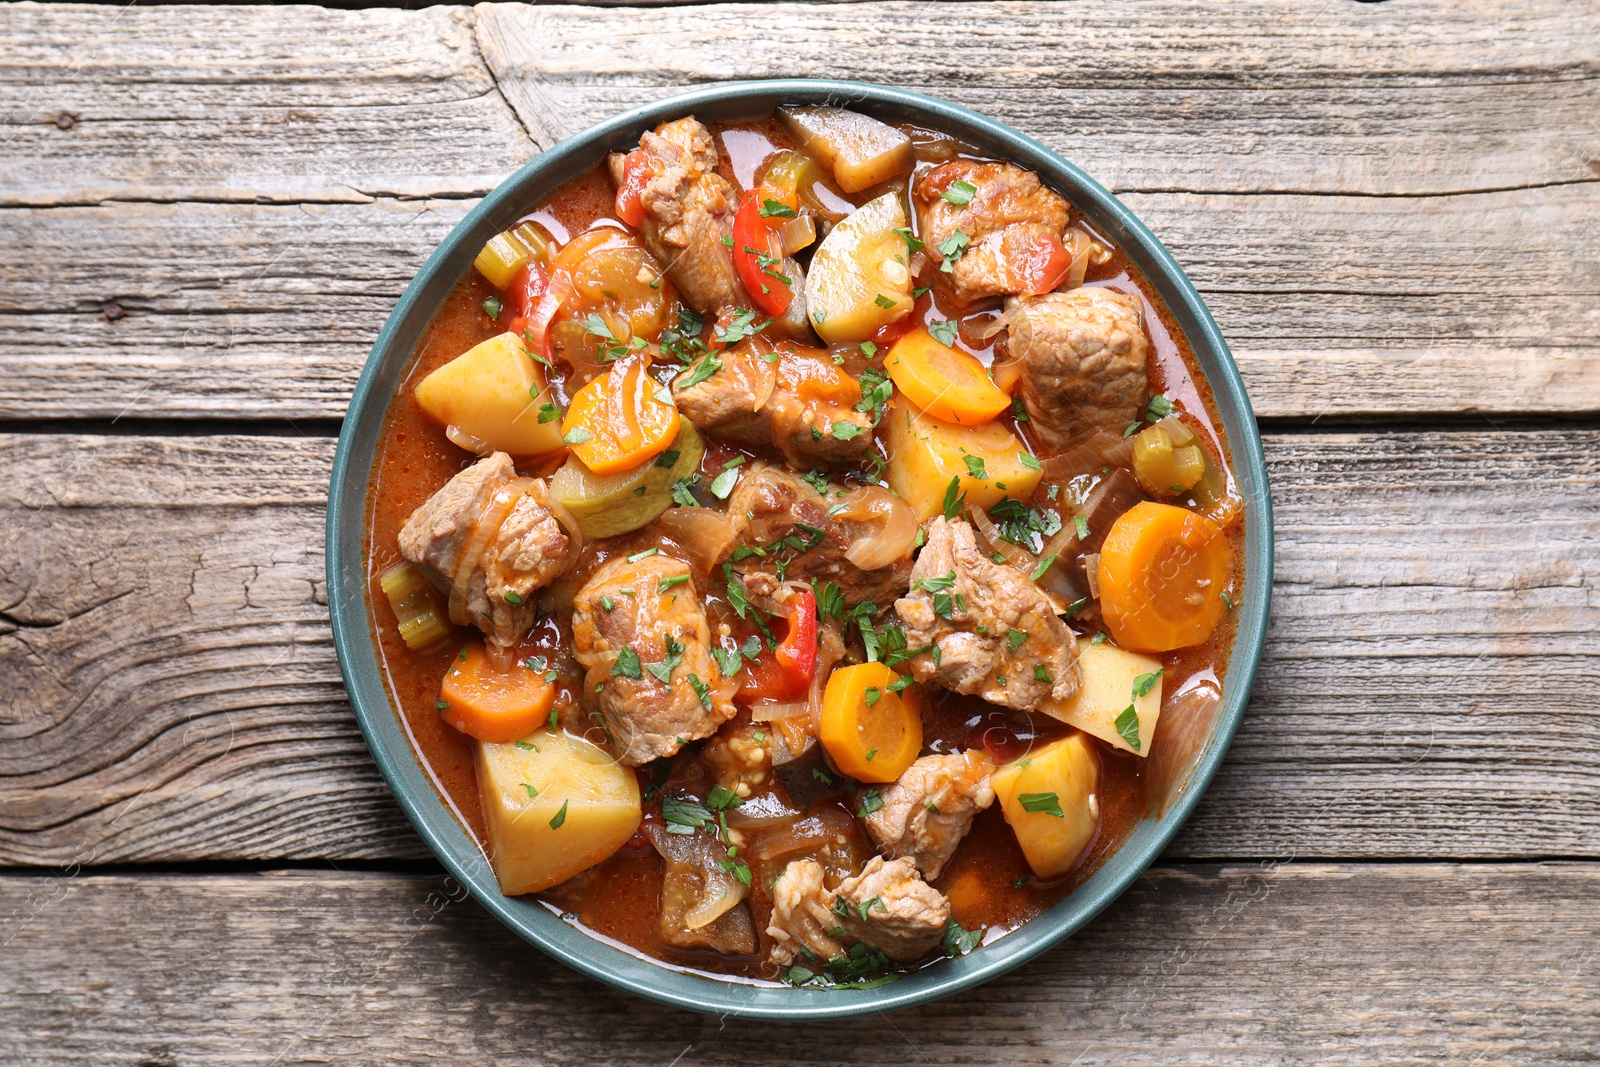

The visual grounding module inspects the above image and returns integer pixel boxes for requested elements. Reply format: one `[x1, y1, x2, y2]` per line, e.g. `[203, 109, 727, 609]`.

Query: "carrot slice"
[884, 326, 1010, 426]
[560, 352, 679, 475]
[1097, 501, 1232, 652]
[438, 642, 556, 744]
[819, 661, 921, 783]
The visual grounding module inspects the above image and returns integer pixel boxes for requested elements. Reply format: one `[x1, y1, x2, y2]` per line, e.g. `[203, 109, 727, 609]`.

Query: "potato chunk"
[884, 397, 1042, 521]
[476, 728, 642, 895]
[804, 192, 913, 344]
[780, 106, 914, 194]
[1041, 642, 1163, 757]
[992, 732, 1099, 879]
[414, 332, 565, 457]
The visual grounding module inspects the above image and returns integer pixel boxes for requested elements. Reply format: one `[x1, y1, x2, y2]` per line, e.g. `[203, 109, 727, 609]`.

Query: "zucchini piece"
[549, 417, 705, 538]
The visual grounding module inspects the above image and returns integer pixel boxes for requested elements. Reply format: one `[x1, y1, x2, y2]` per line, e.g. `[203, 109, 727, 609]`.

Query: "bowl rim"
[327, 78, 1274, 1020]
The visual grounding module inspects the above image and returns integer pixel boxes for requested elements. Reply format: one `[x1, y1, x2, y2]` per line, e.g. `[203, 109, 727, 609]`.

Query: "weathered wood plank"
[1, 429, 1596, 865]
[4, 1, 1595, 202]
[2, 184, 1595, 422]
[2, 864, 1596, 1064]
[0, 3, 537, 204]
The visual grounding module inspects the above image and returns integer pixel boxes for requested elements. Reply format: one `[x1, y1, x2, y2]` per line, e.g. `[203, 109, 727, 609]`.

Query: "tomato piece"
[560, 352, 679, 475]
[731, 190, 793, 316]
[737, 650, 806, 702]
[502, 259, 550, 338]
[613, 149, 653, 228]
[1011, 232, 1072, 296]
[774, 590, 818, 685]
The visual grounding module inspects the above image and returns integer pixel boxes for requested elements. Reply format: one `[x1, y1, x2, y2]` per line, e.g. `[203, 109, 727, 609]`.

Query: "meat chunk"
[398, 452, 569, 652]
[570, 553, 735, 765]
[832, 856, 950, 962]
[915, 160, 1071, 305]
[721, 465, 913, 610]
[861, 750, 996, 880]
[1005, 287, 1150, 449]
[894, 518, 1080, 710]
[765, 858, 847, 967]
[765, 855, 949, 966]
[674, 336, 872, 466]
[611, 117, 742, 316]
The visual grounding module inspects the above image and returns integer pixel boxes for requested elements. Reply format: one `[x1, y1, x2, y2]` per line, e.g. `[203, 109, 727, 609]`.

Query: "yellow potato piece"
[780, 106, 914, 194]
[1041, 642, 1163, 757]
[413, 332, 565, 457]
[992, 733, 1100, 879]
[476, 728, 642, 896]
[804, 192, 913, 344]
[884, 397, 1043, 521]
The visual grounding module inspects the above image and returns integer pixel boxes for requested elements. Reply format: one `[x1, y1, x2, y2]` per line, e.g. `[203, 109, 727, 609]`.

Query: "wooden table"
[2, 1, 1596, 1062]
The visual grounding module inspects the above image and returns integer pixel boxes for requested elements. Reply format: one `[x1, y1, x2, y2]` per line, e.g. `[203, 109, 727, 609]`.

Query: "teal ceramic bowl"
[327, 79, 1273, 1020]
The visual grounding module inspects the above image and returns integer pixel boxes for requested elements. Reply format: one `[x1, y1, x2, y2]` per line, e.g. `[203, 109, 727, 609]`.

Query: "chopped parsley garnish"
[1007, 628, 1028, 652]
[1123, 421, 1142, 439]
[678, 352, 723, 390]
[943, 920, 983, 957]
[1012, 397, 1029, 422]
[893, 227, 924, 254]
[856, 368, 894, 420]
[928, 319, 958, 347]
[1221, 590, 1235, 611]
[662, 792, 713, 835]
[1091, 631, 1108, 645]
[1075, 513, 1091, 541]
[435, 699, 450, 711]
[801, 469, 832, 495]
[562, 426, 593, 445]
[654, 450, 681, 468]
[987, 497, 1062, 552]
[713, 307, 771, 347]
[1033, 664, 1052, 684]
[1115, 705, 1142, 752]
[942, 476, 966, 521]
[1063, 595, 1089, 616]
[521, 782, 538, 797]
[548, 799, 569, 829]
[916, 570, 957, 594]
[687, 673, 713, 711]
[759, 198, 797, 218]
[627, 547, 659, 562]
[831, 420, 864, 441]
[941, 179, 978, 205]
[482, 296, 502, 322]
[1018, 451, 1041, 470]
[856, 788, 884, 818]
[502, 590, 524, 604]
[1027, 552, 1058, 582]
[1018, 792, 1064, 817]
[936, 229, 970, 272]
[537, 403, 563, 424]
[670, 475, 699, 507]
[658, 574, 691, 594]
[1146, 394, 1175, 421]
[648, 636, 687, 682]
[611, 647, 642, 679]
[963, 455, 987, 480]
[863, 687, 882, 708]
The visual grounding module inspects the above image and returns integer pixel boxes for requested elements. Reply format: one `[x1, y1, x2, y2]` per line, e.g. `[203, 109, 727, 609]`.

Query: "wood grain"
[2, 863, 1596, 1064]
[2, 185, 1595, 421]
[0, 3, 536, 204]
[2, 428, 1596, 865]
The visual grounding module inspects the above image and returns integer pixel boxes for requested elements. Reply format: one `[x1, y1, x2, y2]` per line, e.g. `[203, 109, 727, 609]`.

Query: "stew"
[365, 107, 1245, 988]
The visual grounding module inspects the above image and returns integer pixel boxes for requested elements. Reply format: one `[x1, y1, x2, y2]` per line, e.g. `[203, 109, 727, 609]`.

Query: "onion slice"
[1062, 228, 1093, 290]
[1041, 430, 1135, 481]
[543, 487, 586, 575]
[652, 507, 738, 574]
[750, 700, 811, 722]
[836, 485, 919, 571]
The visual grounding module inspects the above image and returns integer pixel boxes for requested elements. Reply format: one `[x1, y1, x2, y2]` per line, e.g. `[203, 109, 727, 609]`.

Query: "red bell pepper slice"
[731, 190, 793, 317]
[774, 589, 818, 686]
[1010, 231, 1072, 296]
[613, 149, 653, 228]
[501, 259, 550, 339]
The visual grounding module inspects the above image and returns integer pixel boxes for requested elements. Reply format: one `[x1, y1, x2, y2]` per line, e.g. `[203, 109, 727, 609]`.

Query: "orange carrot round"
[819, 661, 921, 783]
[884, 326, 1010, 426]
[1097, 501, 1232, 652]
[561, 352, 679, 475]
[438, 642, 557, 744]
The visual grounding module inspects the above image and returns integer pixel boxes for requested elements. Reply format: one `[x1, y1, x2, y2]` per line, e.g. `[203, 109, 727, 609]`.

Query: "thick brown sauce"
[364, 116, 1244, 983]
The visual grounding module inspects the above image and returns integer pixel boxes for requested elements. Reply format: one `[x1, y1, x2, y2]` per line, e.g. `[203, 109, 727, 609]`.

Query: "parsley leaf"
[832, 420, 864, 441]
[856, 789, 884, 818]
[928, 319, 958, 347]
[759, 198, 797, 218]
[1007, 628, 1028, 652]
[942, 476, 966, 521]
[1132, 669, 1163, 699]
[1018, 451, 1041, 471]
[1019, 792, 1064, 817]
[482, 296, 502, 322]
[548, 799, 569, 829]
[562, 426, 593, 445]
[936, 229, 970, 272]
[943, 920, 983, 957]
[941, 179, 978, 205]
[1146, 394, 1175, 421]
[537, 403, 563, 424]
[678, 353, 723, 390]
[1115, 705, 1142, 752]
[963, 455, 987, 480]
[611, 647, 642, 679]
